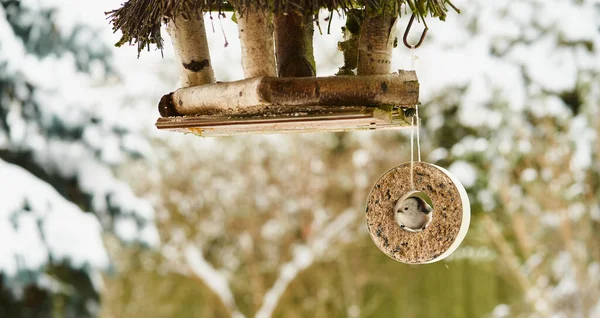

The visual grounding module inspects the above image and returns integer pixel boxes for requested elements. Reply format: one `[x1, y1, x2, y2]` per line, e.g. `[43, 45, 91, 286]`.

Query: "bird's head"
[414, 196, 433, 214]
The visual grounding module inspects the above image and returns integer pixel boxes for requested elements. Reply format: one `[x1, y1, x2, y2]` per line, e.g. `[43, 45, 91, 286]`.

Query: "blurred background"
[1, 0, 599, 317]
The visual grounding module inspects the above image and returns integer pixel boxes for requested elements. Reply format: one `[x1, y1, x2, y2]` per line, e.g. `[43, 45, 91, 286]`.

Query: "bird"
[394, 196, 434, 232]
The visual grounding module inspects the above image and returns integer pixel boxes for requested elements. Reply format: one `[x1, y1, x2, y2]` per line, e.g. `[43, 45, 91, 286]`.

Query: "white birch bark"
[237, 10, 276, 78]
[166, 12, 215, 87]
[159, 73, 418, 116]
[357, 11, 398, 75]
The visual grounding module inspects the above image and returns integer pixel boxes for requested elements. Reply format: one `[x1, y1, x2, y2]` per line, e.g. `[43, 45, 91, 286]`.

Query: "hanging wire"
[406, 13, 425, 190]
[410, 115, 415, 190]
[409, 104, 422, 190]
[416, 104, 421, 162]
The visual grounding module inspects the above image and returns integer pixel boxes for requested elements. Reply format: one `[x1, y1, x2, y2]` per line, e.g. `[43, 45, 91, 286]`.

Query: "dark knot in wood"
[158, 93, 178, 117]
[182, 59, 210, 72]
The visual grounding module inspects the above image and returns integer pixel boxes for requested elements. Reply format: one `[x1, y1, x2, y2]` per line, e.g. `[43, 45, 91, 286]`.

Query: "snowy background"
[1, 0, 599, 317]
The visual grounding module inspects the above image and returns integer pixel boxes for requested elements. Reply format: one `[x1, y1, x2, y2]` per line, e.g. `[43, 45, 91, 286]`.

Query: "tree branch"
[166, 12, 215, 87]
[237, 9, 277, 78]
[158, 73, 418, 116]
[255, 211, 358, 318]
[273, 9, 315, 77]
[357, 6, 398, 75]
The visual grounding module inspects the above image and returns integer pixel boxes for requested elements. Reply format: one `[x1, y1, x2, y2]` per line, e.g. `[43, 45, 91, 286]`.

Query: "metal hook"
[403, 14, 428, 49]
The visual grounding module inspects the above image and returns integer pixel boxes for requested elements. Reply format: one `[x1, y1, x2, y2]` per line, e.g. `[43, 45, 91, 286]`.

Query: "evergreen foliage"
[0, 0, 158, 315]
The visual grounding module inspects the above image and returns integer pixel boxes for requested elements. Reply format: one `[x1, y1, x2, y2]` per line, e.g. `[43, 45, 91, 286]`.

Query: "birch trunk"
[273, 10, 315, 77]
[166, 12, 215, 87]
[357, 8, 398, 75]
[237, 10, 276, 78]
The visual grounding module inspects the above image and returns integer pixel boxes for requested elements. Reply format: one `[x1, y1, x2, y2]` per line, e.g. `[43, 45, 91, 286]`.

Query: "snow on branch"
[0, 159, 109, 277]
[256, 210, 358, 318]
[184, 245, 244, 318]
[0, 1, 162, 288]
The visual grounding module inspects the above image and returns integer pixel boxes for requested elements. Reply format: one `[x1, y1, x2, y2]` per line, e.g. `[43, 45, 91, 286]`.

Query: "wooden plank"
[156, 107, 412, 137]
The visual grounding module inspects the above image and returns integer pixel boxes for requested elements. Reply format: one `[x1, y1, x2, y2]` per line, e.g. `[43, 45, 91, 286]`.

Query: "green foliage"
[344, 8, 363, 35]
[1, 0, 155, 316]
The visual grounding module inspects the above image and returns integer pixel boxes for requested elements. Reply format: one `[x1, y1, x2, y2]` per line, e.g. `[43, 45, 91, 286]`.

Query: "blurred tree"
[108, 131, 518, 318]
[0, 0, 158, 316]
[416, 0, 600, 316]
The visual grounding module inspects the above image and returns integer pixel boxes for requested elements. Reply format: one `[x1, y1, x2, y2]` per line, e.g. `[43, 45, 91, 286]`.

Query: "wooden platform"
[156, 72, 418, 137]
[156, 107, 413, 137]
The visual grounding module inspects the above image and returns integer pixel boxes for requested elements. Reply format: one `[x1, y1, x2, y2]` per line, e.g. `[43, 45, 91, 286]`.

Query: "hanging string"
[408, 47, 417, 190]
[416, 104, 421, 162]
[406, 16, 425, 190]
[409, 104, 423, 190]
[410, 115, 415, 190]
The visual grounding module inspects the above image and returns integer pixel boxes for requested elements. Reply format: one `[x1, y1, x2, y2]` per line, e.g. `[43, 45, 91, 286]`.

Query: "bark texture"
[357, 8, 398, 75]
[237, 10, 276, 78]
[166, 13, 215, 87]
[158, 72, 418, 116]
[273, 10, 315, 77]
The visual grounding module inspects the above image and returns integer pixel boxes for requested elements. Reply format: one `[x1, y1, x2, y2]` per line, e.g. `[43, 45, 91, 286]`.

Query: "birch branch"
[158, 72, 418, 116]
[166, 12, 215, 87]
[274, 9, 315, 77]
[357, 8, 398, 75]
[237, 9, 276, 78]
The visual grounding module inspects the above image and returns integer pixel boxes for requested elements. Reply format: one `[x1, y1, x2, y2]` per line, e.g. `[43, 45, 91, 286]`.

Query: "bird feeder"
[107, 0, 459, 137]
[107, 0, 466, 262]
[366, 162, 471, 264]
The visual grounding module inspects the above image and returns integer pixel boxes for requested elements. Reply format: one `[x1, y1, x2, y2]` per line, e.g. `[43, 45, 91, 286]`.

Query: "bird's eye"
[404, 207, 408, 211]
